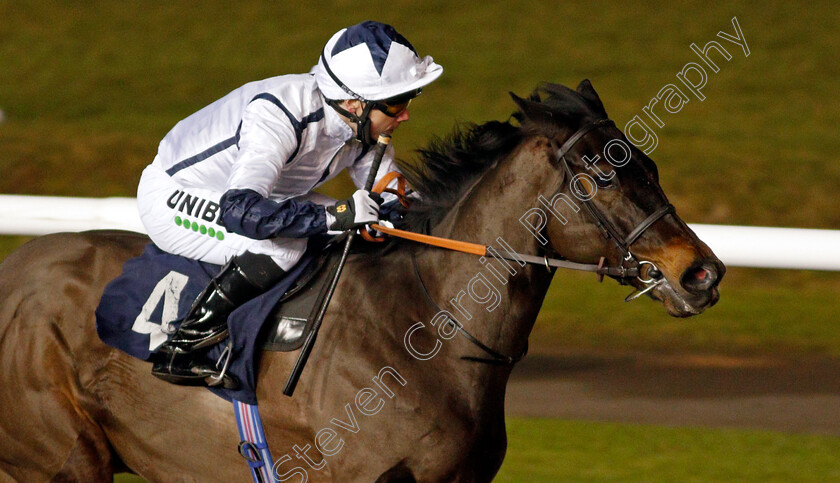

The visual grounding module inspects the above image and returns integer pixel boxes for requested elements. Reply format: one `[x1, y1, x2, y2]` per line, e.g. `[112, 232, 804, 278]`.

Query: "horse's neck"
[427, 137, 558, 369]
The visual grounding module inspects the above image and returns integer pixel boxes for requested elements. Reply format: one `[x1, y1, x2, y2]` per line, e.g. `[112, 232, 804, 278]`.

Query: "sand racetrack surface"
[505, 351, 840, 436]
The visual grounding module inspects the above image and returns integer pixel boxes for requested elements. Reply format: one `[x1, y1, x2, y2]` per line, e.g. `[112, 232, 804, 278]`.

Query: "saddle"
[260, 172, 412, 352]
[259, 241, 343, 352]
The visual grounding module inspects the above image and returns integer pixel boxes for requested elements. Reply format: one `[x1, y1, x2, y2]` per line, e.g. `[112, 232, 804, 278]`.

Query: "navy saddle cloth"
[95, 239, 333, 404]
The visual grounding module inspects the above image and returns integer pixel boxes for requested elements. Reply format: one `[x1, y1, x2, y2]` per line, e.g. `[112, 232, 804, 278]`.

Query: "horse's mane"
[396, 120, 521, 231]
[397, 81, 606, 231]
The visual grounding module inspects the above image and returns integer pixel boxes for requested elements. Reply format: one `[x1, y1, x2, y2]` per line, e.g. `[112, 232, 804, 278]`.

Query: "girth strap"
[234, 400, 275, 483]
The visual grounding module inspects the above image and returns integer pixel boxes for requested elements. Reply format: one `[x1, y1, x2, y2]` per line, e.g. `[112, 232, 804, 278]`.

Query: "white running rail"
[1, 195, 838, 271]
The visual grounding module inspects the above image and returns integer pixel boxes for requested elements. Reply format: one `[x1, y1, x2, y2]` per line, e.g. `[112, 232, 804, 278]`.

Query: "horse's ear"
[510, 91, 553, 125]
[576, 79, 608, 117]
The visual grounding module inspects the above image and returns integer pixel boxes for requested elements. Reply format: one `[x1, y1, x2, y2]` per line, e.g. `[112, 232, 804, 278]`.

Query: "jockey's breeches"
[137, 164, 332, 270]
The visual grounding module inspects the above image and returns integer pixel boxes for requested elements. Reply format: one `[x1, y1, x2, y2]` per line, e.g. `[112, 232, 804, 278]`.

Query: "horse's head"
[511, 80, 724, 317]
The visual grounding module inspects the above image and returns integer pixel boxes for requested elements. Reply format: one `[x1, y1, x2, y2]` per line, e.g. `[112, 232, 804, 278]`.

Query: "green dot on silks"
[208, 227, 216, 237]
[191, 221, 199, 231]
[174, 216, 182, 226]
[199, 225, 207, 235]
[216, 231, 225, 241]
[183, 221, 192, 231]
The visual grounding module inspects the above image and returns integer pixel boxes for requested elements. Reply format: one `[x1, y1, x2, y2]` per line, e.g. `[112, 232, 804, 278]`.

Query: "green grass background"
[497, 418, 840, 482]
[2, 0, 838, 358]
[3, 1, 839, 481]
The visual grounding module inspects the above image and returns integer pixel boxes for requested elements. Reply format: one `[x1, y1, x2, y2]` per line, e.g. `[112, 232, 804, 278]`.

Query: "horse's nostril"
[681, 263, 718, 293]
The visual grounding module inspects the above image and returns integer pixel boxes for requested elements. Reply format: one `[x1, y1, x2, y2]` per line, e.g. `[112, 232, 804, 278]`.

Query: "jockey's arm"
[218, 99, 329, 240]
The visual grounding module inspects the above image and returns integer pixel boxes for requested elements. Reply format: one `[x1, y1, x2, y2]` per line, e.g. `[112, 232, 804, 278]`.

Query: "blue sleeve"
[219, 189, 327, 239]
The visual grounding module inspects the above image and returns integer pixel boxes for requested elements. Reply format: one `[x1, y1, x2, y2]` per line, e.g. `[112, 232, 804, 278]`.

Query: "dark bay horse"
[0, 80, 722, 482]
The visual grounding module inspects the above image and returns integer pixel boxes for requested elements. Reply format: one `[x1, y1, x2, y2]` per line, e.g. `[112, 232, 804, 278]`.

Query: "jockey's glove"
[326, 189, 383, 232]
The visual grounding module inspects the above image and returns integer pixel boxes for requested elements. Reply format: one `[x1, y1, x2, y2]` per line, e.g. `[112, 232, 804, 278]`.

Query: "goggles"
[372, 89, 421, 117]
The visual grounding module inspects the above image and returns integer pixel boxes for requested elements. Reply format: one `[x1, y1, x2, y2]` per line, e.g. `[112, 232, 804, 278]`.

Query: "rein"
[371, 223, 639, 278]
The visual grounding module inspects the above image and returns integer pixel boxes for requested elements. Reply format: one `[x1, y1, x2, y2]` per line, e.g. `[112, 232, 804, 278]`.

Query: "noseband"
[550, 118, 673, 295]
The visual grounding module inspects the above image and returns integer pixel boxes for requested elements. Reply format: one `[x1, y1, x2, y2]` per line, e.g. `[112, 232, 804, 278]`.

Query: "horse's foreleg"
[374, 460, 417, 482]
[51, 425, 117, 482]
[0, 316, 117, 481]
[0, 386, 116, 482]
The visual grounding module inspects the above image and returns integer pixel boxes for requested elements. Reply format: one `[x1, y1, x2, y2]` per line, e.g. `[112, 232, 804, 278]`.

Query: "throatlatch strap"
[234, 400, 275, 483]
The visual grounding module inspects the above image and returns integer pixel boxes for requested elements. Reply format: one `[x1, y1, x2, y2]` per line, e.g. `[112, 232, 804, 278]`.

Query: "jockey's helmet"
[314, 20, 443, 102]
[313, 21, 442, 145]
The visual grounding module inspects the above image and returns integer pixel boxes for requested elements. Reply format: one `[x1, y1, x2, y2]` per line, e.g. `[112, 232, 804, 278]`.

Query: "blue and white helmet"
[314, 21, 443, 102]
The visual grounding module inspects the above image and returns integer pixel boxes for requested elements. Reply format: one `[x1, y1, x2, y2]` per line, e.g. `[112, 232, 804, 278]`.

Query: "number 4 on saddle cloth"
[95, 235, 342, 404]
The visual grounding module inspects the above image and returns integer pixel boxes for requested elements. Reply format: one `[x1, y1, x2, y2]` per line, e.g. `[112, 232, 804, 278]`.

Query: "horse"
[0, 80, 723, 482]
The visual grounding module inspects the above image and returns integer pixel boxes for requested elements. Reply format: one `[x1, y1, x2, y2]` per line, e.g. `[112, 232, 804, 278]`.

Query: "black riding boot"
[151, 252, 285, 387]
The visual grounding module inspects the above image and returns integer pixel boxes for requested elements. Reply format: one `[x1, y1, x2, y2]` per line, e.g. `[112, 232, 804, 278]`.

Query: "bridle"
[407, 117, 676, 365]
[550, 118, 674, 298]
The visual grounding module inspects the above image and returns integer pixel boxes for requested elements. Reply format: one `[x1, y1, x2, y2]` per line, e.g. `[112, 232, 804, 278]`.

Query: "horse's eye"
[594, 175, 616, 189]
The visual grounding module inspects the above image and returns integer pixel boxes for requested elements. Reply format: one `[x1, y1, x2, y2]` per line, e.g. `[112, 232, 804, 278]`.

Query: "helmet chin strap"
[327, 99, 376, 146]
[320, 51, 381, 146]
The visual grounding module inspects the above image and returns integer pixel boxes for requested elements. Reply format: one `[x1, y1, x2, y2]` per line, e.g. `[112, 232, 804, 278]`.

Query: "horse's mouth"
[648, 278, 720, 318]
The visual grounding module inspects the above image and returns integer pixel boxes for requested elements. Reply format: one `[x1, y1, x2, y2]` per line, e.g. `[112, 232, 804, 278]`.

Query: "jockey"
[136, 20, 442, 386]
